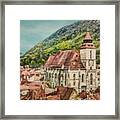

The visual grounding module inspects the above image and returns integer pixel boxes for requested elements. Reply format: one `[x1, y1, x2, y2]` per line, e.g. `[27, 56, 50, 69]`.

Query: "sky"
[20, 20, 78, 54]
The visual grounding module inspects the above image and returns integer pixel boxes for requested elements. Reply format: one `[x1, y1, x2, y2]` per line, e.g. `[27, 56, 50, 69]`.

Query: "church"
[44, 32, 100, 93]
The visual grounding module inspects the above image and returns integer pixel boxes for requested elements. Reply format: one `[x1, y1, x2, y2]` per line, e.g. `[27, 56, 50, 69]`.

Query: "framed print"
[0, 0, 120, 119]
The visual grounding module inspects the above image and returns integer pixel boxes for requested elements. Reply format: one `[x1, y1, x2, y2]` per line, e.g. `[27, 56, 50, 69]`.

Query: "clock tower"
[80, 32, 96, 70]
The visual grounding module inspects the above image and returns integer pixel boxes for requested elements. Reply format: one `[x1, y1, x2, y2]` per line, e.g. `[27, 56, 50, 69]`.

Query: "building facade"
[44, 32, 100, 93]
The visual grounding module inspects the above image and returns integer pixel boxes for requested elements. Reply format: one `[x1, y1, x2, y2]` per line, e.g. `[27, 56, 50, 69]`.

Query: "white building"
[44, 32, 100, 93]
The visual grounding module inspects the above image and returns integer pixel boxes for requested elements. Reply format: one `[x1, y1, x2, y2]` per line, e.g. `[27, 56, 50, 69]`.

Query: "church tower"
[80, 32, 96, 70]
[80, 32, 97, 91]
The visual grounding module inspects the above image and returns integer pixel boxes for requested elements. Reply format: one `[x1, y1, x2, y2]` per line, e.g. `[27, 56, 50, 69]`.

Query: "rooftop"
[44, 50, 85, 70]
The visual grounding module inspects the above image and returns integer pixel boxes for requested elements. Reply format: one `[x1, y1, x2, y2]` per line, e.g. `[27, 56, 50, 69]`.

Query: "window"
[73, 74, 76, 80]
[68, 73, 70, 78]
[97, 72, 100, 75]
[49, 73, 51, 78]
[61, 74, 63, 80]
[61, 74, 63, 77]
[90, 73, 93, 85]
[78, 80, 80, 88]
[82, 74, 84, 82]
[53, 83, 54, 88]
[65, 79, 67, 86]
[46, 72, 48, 77]
[65, 73, 67, 80]
[52, 73, 54, 78]
[73, 81, 75, 86]
[79, 72, 80, 78]
[90, 50, 92, 59]
[55, 73, 57, 79]
[83, 62, 86, 67]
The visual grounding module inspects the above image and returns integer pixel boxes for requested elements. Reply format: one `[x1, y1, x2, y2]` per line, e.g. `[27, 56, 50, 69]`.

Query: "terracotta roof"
[20, 82, 42, 90]
[21, 70, 30, 76]
[44, 50, 85, 70]
[45, 88, 55, 94]
[57, 86, 75, 100]
[30, 69, 35, 75]
[47, 95, 60, 100]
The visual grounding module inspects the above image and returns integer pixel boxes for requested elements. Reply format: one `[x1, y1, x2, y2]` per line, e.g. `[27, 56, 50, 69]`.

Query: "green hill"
[20, 20, 100, 67]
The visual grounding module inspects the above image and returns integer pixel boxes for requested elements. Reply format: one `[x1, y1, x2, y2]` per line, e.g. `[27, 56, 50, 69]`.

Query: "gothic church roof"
[44, 50, 85, 70]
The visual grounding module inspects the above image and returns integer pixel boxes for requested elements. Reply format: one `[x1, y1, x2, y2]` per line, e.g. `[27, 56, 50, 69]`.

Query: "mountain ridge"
[20, 20, 100, 67]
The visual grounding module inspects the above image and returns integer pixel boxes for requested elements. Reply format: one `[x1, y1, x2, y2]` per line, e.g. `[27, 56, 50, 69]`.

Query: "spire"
[83, 32, 92, 43]
[80, 32, 96, 49]
[84, 32, 92, 40]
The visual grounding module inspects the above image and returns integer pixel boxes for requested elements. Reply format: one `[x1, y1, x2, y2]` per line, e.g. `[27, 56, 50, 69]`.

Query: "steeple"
[80, 31, 97, 71]
[85, 32, 92, 40]
[80, 32, 95, 49]
[83, 32, 92, 43]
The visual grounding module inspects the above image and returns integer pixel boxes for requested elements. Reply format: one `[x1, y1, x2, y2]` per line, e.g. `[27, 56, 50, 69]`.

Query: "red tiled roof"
[44, 50, 85, 70]
[20, 84, 41, 90]
[47, 95, 60, 100]
[20, 81, 42, 90]
[21, 70, 30, 76]
[57, 86, 76, 100]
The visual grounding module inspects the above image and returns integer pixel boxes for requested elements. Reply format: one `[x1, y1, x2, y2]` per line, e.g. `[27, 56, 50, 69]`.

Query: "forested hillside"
[20, 20, 100, 67]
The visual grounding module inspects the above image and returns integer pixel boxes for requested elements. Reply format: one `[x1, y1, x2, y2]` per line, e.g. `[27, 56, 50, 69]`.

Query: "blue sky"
[20, 20, 78, 54]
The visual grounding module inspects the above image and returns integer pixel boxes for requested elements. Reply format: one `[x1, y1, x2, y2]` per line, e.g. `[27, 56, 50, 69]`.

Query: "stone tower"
[80, 32, 97, 91]
[80, 32, 96, 70]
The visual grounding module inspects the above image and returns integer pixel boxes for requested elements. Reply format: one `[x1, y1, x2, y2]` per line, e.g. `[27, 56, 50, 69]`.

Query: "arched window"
[46, 72, 48, 77]
[53, 83, 54, 88]
[79, 72, 80, 78]
[90, 73, 93, 85]
[90, 50, 92, 59]
[55, 73, 57, 79]
[52, 73, 54, 78]
[61, 74, 63, 78]
[97, 72, 100, 75]
[61, 74, 63, 80]
[65, 73, 67, 80]
[82, 74, 84, 82]
[68, 73, 70, 78]
[73, 74, 76, 80]
[65, 73, 67, 86]
[73, 81, 75, 86]
[49, 73, 51, 78]
[65, 79, 67, 86]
